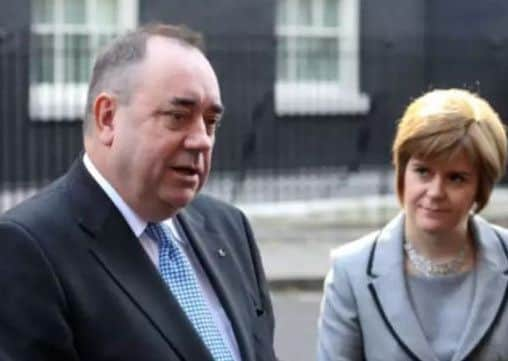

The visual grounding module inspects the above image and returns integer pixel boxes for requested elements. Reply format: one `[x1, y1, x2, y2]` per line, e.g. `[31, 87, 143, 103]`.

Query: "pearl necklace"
[404, 240, 466, 277]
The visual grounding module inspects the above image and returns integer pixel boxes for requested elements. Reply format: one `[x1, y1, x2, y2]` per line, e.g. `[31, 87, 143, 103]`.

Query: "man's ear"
[93, 92, 118, 146]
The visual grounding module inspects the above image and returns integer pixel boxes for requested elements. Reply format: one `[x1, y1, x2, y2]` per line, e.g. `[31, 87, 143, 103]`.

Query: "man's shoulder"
[186, 193, 240, 215]
[181, 194, 248, 232]
[1, 176, 68, 227]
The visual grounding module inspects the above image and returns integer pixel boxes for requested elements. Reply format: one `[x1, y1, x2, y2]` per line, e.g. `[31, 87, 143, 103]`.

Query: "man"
[0, 24, 277, 361]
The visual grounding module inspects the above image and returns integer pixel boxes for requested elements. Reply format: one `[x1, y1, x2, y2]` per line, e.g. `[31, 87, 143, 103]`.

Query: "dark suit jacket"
[0, 159, 277, 361]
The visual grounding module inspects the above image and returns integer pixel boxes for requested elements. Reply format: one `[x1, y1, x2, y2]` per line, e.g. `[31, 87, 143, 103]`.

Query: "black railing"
[2, 28, 507, 213]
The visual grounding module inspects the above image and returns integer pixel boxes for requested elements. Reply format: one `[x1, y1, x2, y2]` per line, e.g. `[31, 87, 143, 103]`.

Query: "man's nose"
[184, 117, 214, 151]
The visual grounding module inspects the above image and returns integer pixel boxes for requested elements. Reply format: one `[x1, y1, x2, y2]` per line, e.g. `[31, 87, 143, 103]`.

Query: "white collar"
[83, 153, 148, 237]
[82, 153, 181, 241]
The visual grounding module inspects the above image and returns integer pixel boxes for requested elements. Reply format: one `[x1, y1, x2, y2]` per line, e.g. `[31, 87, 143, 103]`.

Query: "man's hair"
[392, 88, 507, 212]
[83, 23, 204, 134]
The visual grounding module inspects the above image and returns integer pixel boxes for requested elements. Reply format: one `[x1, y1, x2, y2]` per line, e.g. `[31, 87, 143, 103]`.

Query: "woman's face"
[402, 149, 478, 238]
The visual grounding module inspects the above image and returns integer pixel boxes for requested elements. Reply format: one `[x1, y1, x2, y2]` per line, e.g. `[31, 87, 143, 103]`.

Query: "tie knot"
[145, 222, 173, 247]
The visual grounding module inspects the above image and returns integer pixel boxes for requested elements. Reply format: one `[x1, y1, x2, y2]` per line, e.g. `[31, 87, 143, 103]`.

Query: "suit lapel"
[451, 217, 508, 361]
[370, 215, 508, 361]
[368, 214, 439, 361]
[66, 159, 213, 361]
[177, 208, 255, 361]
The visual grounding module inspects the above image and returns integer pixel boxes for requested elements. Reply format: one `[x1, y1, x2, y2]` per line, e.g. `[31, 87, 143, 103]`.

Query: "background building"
[1, 0, 508, 209]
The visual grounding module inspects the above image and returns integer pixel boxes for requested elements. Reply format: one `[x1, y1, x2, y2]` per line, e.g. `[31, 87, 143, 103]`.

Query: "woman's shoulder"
[330, 230, 381, 269]
[488, 220, 508, 237]
[473, 214, 508, 243]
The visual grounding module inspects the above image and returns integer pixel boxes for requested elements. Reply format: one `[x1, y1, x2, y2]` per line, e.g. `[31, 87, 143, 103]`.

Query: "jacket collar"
[66, 158, 215, 361]
[367, 212, 508, 361]
[368, 213, 508, 276]
[452, 216, 508, 361]
[66, 158, 256, 361]
[176, 206, 256, 361]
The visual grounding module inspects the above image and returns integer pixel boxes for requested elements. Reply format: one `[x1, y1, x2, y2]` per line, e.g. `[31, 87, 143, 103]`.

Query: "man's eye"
[205, 117, 221, 131]
[168, 112, 186, 121]
[159, 110, 188, 127]
[209, 118, 221, 127]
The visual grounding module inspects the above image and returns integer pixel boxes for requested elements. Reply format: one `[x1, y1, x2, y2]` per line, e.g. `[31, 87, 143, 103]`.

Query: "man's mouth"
[171, 166, 199, 176]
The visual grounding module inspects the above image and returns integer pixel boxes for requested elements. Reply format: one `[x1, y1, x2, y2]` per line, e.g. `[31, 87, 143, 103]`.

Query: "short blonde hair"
[392, 89, 507, 212]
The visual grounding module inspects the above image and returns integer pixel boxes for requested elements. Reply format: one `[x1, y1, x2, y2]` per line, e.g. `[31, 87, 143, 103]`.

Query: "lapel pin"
[217, 248, 226, 257]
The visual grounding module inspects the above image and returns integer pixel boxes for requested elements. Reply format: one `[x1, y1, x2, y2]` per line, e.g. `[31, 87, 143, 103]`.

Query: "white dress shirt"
[83, 154, 240, 361]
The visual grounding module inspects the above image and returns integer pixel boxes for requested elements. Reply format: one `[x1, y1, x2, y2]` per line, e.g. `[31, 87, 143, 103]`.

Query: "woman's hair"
[392, 88, 507, 212]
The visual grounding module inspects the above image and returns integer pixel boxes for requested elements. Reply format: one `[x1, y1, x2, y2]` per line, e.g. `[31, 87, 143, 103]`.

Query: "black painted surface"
[425, 0, 508, 119]
[1, 0, 508, 184]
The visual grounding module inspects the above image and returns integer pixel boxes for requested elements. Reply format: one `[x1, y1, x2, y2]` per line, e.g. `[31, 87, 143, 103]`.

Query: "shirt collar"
[82, 153, 182, 243]
[83, 153, 147, 237]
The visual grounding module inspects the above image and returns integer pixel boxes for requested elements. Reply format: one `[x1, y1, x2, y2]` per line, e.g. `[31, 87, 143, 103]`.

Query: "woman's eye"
[414, 167, 429, 176]
[450, 174, 466, 184]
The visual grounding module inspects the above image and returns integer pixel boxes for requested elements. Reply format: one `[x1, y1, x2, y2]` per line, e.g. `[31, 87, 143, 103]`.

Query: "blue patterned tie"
[145, 223, 234, 361]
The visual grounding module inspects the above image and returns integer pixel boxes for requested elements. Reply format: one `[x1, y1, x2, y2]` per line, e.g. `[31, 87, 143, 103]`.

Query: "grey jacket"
[317, 213, 508, 361]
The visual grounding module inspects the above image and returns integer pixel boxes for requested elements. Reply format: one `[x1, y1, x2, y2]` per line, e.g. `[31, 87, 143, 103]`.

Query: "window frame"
[275, 0, 370, 116]
[30, 0, 138, 121]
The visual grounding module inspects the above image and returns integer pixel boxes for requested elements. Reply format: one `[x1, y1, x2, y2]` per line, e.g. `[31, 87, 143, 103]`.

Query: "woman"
[317, 89, 508, 361]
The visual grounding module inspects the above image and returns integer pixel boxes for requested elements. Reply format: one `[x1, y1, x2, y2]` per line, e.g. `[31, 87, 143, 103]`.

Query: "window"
[275, 0, 369, 115]
[30, 0, 137, 120]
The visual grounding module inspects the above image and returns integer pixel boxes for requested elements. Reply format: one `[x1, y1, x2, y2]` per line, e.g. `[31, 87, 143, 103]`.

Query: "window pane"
[31, 34, 54, 83]
[276, 37, 290, 81]
[96, 0, 119, 25]
[64, 34, 91, 83]
[324, 0, 339, 27]
[276, 0, 288, 26]
[295, 0, 312, 26]
[64, 0, 86, 25]
[294, 38, 310, 81]
[32, 0, 54, 24]
[96, 33, 117, 50]
[92, 33, 117, 63]
[295, 37, 339, 81]
[320, 38, 339, 81]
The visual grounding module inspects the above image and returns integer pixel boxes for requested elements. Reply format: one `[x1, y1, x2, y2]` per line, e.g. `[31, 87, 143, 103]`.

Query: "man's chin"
[162, 190, 198, 210]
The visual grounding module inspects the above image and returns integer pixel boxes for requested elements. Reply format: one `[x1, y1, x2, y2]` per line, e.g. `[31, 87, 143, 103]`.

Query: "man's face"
[108, 37, 223, 220]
